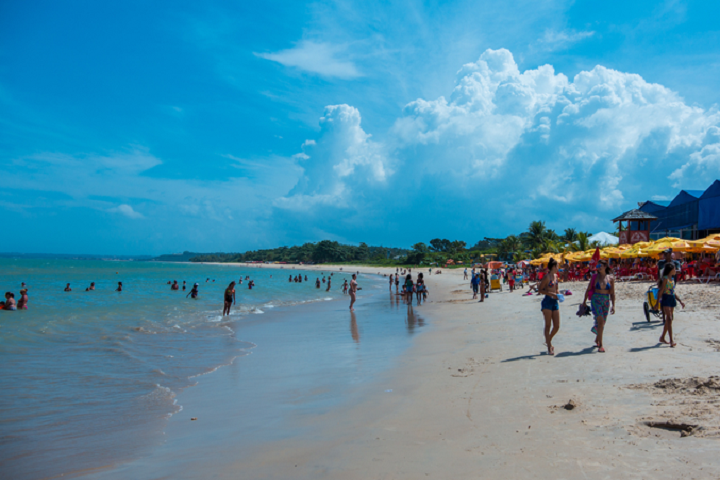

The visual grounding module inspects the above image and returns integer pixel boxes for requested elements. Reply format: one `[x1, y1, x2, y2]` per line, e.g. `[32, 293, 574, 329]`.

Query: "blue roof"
[669, 190, 703, 207]
[640, 201, 669, 212]
[700, 180, 720, 199]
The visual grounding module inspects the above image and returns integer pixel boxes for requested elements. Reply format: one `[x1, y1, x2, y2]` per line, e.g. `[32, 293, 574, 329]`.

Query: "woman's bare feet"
[598, 346, 605, 353]
[549, 346, 555, 356]
[670, 342, 676, 348]
[659, 337, 669, 344]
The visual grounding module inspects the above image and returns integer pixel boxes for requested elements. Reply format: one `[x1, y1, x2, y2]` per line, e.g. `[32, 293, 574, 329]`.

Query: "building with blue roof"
[634, 181, 720, 240]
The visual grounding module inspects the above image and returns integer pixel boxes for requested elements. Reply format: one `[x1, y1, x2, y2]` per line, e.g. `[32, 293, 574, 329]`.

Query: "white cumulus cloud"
[275, 48, 720, 242]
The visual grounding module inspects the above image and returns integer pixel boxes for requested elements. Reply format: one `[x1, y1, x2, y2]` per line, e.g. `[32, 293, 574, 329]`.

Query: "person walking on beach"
[582, 261, 615, 353]
[404, 274, 414, 305]
[471, 273, 479, 299]
[657, 264, 685, 347]
[656, 249, 682, 324]
[223, 281, 236, 316]
[478, 270, 487, 302]
[539, 258, 560, 355]
[415, 273, 425, 304]
[349, 274, 358, 311]
[187, 283, 199, 299]
[464, 268, 468, 280]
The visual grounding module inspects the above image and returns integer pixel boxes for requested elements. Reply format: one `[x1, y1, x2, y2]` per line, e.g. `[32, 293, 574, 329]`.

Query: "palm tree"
[573, 232, 590, 252]
[526, 221, 547, 249]
[562, 228, 578, 244]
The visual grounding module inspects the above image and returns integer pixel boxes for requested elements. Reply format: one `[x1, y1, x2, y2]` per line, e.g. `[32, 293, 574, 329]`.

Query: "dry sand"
[111, 264, 720, 479]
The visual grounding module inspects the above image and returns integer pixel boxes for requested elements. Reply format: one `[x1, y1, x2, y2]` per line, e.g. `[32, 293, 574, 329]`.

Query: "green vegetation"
[187, 221, 601, 266]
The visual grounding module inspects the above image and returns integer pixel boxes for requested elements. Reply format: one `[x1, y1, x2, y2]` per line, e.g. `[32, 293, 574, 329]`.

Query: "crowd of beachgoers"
[3, 248, 718, 357]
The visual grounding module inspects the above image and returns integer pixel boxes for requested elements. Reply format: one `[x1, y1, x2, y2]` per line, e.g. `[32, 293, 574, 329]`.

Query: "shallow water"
[0, 259, 371, 479]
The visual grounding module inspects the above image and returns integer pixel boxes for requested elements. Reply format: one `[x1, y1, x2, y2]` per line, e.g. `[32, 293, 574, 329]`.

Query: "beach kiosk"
[613, 209, 658, 245]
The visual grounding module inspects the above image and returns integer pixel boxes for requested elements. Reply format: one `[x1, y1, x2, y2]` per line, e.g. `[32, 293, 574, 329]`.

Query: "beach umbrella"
[690, 235, 720, 248]
[646, 238, 692, 254]
[685, 244, 719, 254]
[602, 247, 624, 258]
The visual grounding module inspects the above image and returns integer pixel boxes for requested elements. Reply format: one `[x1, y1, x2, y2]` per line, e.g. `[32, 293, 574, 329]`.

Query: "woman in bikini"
[538, 258, 560, 355]
[223, 281, 236, 316]
[582, 261, 615, 353]
[657, 264, 685, 347]
[349, 274, 358, 311]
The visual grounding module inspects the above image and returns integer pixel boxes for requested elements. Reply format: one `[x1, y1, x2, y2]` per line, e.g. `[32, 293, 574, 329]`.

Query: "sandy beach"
[90, 263, 720, 480]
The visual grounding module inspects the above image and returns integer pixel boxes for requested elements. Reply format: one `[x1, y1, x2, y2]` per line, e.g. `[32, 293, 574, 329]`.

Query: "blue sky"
[1, 0, 719, 254]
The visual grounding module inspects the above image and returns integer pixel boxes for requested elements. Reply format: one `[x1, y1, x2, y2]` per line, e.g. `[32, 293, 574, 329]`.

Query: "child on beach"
[538, 258, 560, 355]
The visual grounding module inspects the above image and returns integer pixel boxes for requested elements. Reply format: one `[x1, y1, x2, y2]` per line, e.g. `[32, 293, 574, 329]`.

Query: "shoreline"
[87, 264, 720, 478]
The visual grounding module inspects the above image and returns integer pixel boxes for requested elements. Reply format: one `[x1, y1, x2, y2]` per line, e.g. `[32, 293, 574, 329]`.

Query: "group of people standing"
[389, 271, 428, 305]
[535, 249, 685, 356]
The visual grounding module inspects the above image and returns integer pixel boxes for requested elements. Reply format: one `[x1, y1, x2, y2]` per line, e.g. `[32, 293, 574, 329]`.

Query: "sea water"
[0, 259, 422, 479]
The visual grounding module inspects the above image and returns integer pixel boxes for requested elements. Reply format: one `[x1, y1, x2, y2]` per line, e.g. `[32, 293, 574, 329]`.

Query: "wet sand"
[90, 265, 720, 479]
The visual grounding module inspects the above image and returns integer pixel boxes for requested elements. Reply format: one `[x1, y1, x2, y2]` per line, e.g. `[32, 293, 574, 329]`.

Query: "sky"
[1, 0, 720, 255]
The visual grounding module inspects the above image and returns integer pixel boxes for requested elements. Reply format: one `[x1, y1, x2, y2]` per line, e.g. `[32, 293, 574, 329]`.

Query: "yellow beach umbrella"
[690, 235, 720, 248]
[686, 244, 719, 254]
[602, 247, 624, 258]
[646, 238, 692, 254]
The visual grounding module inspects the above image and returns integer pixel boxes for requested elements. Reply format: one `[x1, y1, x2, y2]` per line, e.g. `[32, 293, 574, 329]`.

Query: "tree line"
[187, 221, 606, 266]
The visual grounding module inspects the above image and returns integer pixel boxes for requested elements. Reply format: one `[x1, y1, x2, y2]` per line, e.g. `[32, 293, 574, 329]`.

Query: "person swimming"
[64, 283, 72, 292]
[17, 289, 28, 309]
[85, 282, 96, 291]
[171, 281, 179, 290]
[4, 292, 17, 310]
[187, 283, 199, 299]
[116, 282, 123, 292]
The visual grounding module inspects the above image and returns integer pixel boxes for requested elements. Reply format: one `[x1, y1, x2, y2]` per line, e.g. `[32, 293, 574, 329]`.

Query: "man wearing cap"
[187, 283, 199, 299]
[656, 249, 682, 324]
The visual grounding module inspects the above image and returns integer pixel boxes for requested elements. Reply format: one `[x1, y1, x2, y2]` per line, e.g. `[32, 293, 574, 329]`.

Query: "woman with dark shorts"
[538, 259, 560, 355]
[657, 264, 685, 347]
[223, 281, 236, 316]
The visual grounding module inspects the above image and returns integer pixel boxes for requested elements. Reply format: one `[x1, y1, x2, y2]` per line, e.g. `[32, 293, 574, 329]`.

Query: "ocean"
[0, 259, 425, 479]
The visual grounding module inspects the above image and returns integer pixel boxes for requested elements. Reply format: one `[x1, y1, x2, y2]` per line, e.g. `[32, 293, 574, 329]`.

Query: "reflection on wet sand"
[350, 311, 360, 343]
[405, 306, 425, 334]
